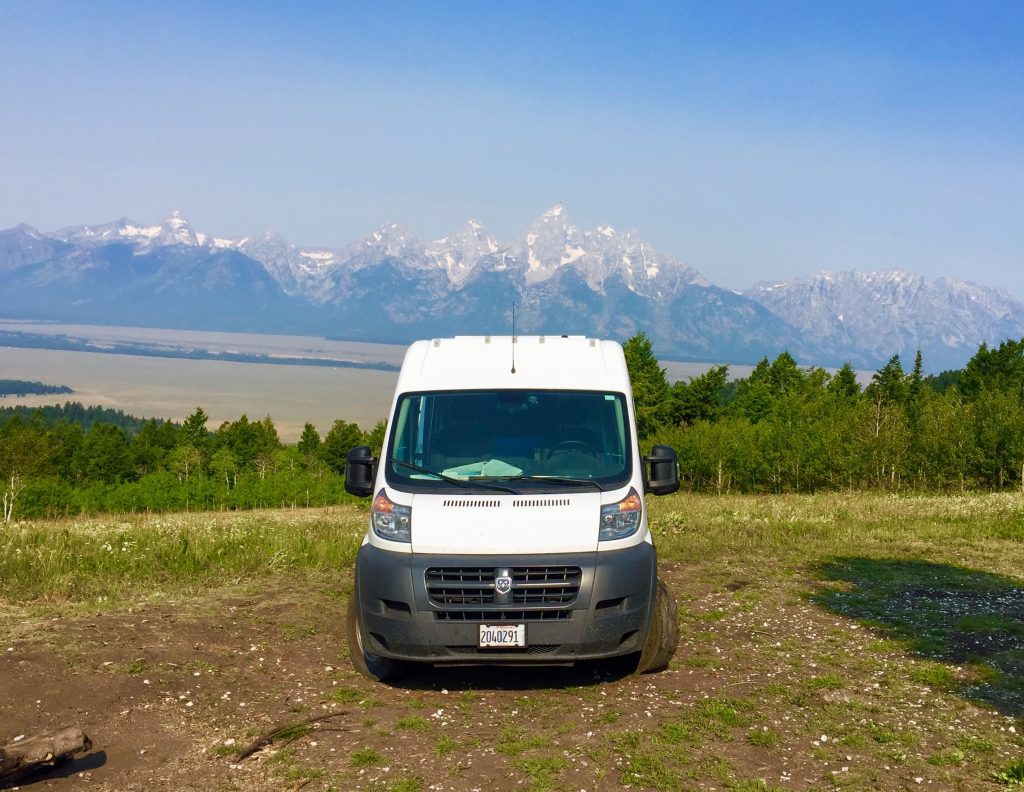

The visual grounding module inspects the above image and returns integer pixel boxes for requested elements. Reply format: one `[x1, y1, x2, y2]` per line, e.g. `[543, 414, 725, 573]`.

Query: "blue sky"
[2, 1, 1021, 293]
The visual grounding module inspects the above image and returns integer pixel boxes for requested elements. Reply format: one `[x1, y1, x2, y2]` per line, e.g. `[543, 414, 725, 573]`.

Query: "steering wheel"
[545, 440, 600, 460]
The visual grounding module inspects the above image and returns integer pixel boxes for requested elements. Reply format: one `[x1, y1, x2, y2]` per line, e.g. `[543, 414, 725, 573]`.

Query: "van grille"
[425, 566, 582, 609]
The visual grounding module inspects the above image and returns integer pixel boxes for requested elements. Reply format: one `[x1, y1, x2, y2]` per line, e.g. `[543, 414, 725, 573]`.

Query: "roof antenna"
[511, 301, 517, 374]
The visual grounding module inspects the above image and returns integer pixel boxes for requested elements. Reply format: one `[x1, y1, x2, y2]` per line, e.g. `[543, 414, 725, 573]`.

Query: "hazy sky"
[2, 1, 1021, 294]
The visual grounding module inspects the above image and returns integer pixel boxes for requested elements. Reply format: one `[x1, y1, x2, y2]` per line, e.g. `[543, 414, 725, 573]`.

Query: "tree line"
[0, 380, 73, 397]
[3, 334, 1023, 520]
[0, 402, 148, 432]
[626, 333, 1024, 494]
[0, 404, 384, 521]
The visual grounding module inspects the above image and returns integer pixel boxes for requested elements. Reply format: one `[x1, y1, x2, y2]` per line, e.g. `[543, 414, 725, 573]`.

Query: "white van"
[344, 335, 680, 681]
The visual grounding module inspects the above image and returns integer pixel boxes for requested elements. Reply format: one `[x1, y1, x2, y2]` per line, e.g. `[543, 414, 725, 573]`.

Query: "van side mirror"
[344, 446, 377, 497]
[643, 445, 679, 495]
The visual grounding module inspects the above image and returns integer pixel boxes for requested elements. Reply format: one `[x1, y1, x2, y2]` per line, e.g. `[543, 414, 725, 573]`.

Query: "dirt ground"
[2, 560, 1020, 791]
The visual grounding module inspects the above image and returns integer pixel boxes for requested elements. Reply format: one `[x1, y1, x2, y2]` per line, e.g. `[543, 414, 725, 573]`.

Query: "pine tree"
[961, 337, 1024, 398]
[180, 407, 210, 452]
[730, 358, 773, 423]
[362, 420, 388, 457]
[908, 350, 924, 404]
[71, 424, 132, 483]
[868, 355, 908, 406]
[671, 365, 728, 425]
[321, 420, 366, 473]
[828, 363, 860, 399]
[767, 352, 804, 397]
[297, 422, 321, 456]
[622, 331, 670, 438]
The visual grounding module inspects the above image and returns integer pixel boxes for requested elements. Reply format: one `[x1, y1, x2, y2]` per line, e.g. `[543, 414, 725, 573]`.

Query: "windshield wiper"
[499, 474, 606, 492]
[389, 458, 519, 494]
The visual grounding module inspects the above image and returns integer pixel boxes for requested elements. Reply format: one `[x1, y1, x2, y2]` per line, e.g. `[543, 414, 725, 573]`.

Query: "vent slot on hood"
[442, 499, 501, 508]
[512, 498, 571, 508]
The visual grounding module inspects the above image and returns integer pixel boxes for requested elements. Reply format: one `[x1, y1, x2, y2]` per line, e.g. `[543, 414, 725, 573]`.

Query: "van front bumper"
[352, 543, 656, 664]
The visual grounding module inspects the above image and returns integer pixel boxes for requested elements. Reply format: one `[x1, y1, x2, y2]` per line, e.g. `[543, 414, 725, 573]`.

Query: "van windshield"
[385, 390, 632, 491]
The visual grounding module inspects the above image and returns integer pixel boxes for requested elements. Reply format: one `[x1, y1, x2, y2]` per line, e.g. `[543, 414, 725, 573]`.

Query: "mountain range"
[3, 207, 1022, 371]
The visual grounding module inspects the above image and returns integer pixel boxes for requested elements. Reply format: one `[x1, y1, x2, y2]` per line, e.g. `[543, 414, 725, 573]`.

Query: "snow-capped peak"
[165, 210, 188, 228]
[143, 210, 201, 247]
[362, 222, 416, 255]
[543, 204, 564, 219]
[425, 218, 499, 284]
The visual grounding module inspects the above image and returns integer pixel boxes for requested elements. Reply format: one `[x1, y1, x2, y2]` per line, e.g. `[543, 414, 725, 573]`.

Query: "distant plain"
[0, 347, 398, 441]
[0, 321, 761, 441]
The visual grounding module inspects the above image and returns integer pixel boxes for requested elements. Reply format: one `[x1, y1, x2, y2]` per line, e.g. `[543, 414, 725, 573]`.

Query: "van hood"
[409, 492, 601, 555]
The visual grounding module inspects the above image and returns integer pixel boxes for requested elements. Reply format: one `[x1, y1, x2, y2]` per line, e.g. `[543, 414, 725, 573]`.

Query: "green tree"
[622, 331, 670, 438]
[671, 365, 728, 426]
[852, 398, 910, 489]
[215, 415, 269, 468]
[209, 447, 239, 490]
[910, 391, 973, 490]
[257, 415, 281, 451]
[766, 352, 805, 396]
[321, 419, 365, 474]
[131, 419, 178, 476]
[970, 388, 1024, 489]
[907, 350, 924, 405]
[297, 422, 321, 456]
[867, 354, 908, 407]
[362, 419, 388, 458]
[71, 424, 133, 484]
[45, 421, 84, 480]
[730, 358, 773, 423]
[828, 363, 860, 400]
[180, 407, 211, 452]
[730, 353, 809, 424]
[168, 445, 203, 482]
[960, 338, 1024, 398]
[0, 417, 50, 521]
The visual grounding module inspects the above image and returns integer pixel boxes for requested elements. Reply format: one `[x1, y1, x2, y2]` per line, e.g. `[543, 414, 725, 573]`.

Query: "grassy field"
[2, 493, 1023, 790]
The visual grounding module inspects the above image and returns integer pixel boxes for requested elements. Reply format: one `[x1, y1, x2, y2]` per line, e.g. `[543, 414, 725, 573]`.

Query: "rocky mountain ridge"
[3, 207, 1022, 370]
[748, 270, 1024, 369]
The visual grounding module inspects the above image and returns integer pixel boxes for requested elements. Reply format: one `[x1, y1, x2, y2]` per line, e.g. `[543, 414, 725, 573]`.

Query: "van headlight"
[372, 489, 412, 543]
[599, 488, 642, 541]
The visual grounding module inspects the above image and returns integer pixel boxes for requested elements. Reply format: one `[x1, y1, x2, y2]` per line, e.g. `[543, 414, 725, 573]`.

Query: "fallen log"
[0, 726, 92, 781]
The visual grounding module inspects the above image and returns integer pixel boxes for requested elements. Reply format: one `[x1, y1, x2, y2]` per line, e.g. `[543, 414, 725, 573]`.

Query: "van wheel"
[636, 577, 679, 674]
[347, 595, 407, 683]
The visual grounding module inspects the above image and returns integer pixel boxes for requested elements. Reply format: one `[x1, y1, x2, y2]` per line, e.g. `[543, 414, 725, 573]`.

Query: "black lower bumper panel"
[353, 543, 657, 664]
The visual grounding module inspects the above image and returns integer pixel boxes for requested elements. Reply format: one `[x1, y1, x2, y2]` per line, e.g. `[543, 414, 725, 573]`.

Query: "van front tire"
[347, 595, 408, 683]
[636, 577, 679, 674]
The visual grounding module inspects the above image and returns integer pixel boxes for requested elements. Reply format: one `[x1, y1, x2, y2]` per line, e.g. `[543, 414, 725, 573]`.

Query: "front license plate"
[479, 624, 526, 648]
